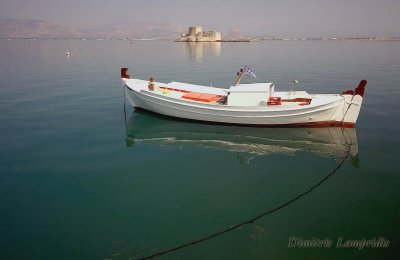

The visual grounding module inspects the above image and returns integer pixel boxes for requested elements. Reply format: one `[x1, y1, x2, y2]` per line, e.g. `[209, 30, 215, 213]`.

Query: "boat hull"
[124, 84, 362, 127]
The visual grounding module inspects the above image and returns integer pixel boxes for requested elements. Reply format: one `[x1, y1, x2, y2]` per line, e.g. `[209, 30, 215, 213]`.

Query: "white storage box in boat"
[227, 83, 274, 106]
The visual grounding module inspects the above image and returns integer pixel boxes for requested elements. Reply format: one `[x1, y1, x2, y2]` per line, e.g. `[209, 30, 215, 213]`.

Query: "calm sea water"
[0, 39, 399, 259]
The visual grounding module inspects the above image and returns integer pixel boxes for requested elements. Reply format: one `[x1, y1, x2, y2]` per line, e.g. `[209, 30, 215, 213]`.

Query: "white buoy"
[66, 51, 70, 57]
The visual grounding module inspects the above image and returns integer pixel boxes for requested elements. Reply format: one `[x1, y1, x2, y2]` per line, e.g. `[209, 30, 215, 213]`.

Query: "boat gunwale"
[125, 83, 345, 115]
[126, 85, 344, 119]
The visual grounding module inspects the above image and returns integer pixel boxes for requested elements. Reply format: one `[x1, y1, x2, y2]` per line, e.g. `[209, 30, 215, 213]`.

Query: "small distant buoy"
[66, 52, 70, 57]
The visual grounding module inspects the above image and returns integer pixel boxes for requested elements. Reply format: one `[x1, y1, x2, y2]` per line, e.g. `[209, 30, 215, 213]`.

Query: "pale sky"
[1, 0, 399, 37]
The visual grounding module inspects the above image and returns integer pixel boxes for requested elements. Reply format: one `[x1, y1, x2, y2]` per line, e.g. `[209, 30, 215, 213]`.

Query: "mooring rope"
[129, 142, 351, 260]
[341, 94, 356, 125]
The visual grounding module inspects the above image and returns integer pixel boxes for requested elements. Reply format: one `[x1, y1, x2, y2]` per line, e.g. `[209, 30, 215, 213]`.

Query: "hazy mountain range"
[2, 19, 395, 40]
[0, 19, 186, 39]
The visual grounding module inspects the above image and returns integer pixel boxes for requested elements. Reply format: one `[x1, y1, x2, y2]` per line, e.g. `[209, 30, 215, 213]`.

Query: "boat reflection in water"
[125, 109, 359, 165]
[120, 110, 360, 259]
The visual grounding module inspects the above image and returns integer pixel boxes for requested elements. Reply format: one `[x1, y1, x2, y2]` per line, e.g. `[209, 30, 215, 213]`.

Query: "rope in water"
[123, 84, 351, 260]
[135, 148, 351, 260]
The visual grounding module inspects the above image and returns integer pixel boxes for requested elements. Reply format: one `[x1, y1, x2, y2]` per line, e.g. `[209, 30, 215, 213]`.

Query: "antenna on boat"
[234, 67, 245, 86]
[289, 80, 299, 98]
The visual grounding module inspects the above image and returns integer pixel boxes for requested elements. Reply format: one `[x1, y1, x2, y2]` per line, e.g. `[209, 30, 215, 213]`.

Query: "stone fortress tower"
[178, 26, 221, 42]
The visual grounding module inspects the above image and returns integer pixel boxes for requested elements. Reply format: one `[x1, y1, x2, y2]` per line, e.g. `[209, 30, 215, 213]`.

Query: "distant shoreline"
[2, 37, 400, 42]
[175, 39, 260, 42]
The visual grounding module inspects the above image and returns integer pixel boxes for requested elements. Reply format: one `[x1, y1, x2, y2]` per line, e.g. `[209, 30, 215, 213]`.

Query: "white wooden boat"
[121, 68, 366, 127]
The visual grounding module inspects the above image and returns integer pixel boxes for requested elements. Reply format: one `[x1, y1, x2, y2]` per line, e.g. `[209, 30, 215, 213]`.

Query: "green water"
[0, 40, 399, 259]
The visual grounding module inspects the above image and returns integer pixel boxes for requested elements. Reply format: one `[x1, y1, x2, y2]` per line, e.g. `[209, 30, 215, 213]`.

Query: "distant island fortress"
[177, 26, 222, 42]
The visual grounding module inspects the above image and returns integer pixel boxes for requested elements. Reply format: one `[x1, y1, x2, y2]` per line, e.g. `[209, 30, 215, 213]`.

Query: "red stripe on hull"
[279, 121, 355, 128]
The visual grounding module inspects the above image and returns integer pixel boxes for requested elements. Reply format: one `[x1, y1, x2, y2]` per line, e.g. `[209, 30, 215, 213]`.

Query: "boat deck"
[123, 78, 343, 109]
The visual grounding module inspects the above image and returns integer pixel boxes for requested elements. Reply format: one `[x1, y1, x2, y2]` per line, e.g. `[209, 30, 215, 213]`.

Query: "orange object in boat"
[182, 92, 221, 103]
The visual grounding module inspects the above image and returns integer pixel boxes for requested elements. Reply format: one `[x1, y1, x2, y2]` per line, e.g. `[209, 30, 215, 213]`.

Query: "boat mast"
[234, 68, 245, 86]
